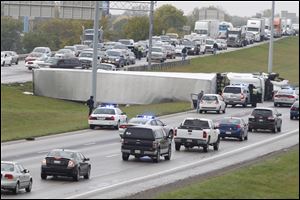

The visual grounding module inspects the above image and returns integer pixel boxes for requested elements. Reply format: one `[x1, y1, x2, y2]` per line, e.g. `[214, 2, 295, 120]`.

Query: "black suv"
[121, 126, 172, 163]
[248, 107, 282, 133]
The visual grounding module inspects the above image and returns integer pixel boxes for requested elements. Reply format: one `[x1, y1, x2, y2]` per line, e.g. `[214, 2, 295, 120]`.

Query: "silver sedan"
[1, 161, 33, 194]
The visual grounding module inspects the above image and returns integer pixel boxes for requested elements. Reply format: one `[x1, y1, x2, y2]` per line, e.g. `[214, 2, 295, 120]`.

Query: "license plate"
[187, 139, 193, 142]
[54, 160, 61, 164]
[226, 131, 231, 134]
[97, 117, 105, 120]
[135, 150, 141, 154]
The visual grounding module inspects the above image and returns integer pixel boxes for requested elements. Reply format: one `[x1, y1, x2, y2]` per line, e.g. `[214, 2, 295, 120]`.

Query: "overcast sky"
[155, 1, 299, 17]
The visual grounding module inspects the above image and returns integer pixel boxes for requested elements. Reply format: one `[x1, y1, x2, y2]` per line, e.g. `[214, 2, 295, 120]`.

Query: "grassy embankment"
[158, 147, 299, 199]
[1, 36, 298, 141]
[1, 83, 190, 141]
[163, 36, 299, 85]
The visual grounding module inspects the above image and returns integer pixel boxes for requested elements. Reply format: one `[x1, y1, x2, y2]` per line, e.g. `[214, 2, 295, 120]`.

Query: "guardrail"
[125, 60, 190, 71]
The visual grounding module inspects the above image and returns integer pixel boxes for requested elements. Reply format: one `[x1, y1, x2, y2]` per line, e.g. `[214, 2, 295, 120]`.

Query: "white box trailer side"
[33, 69, 217, 105]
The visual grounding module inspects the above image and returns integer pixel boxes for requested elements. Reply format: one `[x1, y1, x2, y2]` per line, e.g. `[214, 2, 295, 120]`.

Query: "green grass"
[163, 37, 299, 85]
[158, 147, 299, 199]
[1, 82, 191, 142]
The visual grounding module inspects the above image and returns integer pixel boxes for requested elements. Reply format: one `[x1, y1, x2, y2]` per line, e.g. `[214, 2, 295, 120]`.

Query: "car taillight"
[174, 128, 177, 136]
[105, 116, 115, 120]
[291, 107, 298, 111]
[268, 116, 275, 121]
[203, 131, 207, 138]
[236, 124, 241, 129]
[4, 174, 14, 180]
[68, 160, 75, 168]
[119, 124, 127, 129]
[89, 116, 97, 120]
[241, 93, 245, 99]
[274, 95, 280, 98]
[288, 95, 295, 99]
[153, 142, 158, 149]
[42, 159, 47, 166]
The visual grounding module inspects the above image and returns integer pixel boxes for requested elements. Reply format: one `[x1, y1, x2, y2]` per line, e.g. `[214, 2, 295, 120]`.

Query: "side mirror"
[23, 169, 29, 173]
[84, 158, 90, 162]
[121, 112, 126, 115]
[277, 113, 282, 117]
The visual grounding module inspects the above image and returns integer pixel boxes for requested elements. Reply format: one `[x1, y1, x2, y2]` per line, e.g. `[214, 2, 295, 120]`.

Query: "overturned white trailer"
[33, 69, 217, 105]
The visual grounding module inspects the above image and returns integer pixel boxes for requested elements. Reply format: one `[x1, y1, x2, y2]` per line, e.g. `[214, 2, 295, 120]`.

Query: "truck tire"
[153, 148, 161, 163]
[164, 146, 172, 160]
[122, 153, 129, 161]
[213, 138, 220, 150]
[203, 146, 208, 153]
[175, 143, 181, 151]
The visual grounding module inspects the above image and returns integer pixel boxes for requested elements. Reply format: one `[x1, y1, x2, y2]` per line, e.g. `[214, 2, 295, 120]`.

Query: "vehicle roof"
[49, 149, 80, 153]
[183, 118, 212, 122]
[253, 107, 274, 111]
[127, 125, 162, 131]
[1, 161, 18, 165]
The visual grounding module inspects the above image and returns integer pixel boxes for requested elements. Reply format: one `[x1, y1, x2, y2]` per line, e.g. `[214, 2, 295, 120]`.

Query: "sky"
[155, 1, 299, 17]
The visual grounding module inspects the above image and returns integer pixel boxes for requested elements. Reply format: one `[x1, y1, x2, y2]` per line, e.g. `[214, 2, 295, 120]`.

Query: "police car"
[119, 114, 174, 138]
[88, 105, 127, 129]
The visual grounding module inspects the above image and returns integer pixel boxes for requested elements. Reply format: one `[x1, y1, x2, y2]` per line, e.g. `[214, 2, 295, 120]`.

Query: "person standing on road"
[86, 96, 94, 116]
[213, 42, 218, 55]
[181, 47, 187, 60]
[197, 90, 204, 113]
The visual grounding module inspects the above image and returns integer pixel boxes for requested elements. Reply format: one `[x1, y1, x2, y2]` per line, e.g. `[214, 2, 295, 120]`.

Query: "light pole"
[148, 1, 154, 70]
[268, 1, 275, 73]
[91, 1, 101, 107]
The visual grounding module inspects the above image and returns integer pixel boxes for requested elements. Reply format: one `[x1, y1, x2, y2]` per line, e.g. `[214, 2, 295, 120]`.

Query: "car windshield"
[181, 119, 210, 129]
[252, 109, 273, 117]
[152, 48, 162, 52]
[80, 52, 93, 58]
[220, 118, 241, 124]
[119, 40, 131, 45]
[247, 27, 259, 32]
[107, 51, 121, 57]
[224, 87, 242, 94]
[58, 49, 70, 54]
[47, 150, 76, 159]
[124, 128, 155, 140]
[202, 95, 217, 101]
[46, 57, 59, 64]
[1, 163, 14, 172]
[93, 108, 115, 115]
[206, 40, 214, 45]
[128, 118, 148, 125]
[65, 47, 75, 51]
[33, 48, 47, 53]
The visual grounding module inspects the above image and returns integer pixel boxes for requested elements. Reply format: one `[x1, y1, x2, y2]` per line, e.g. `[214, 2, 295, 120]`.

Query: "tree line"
[1, 4, 271, 54]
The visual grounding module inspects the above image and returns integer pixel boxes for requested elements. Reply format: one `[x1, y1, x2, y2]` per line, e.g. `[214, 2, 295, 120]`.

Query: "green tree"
[123, 16, 149, 41]
[154, 5, 187, 35]
[1, 17, 23, 53]
[112, 17, 129, 40]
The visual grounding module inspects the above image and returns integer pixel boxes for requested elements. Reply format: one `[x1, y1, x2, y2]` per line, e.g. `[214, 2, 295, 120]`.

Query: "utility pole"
[91, 1, 101, 107]
[268, 1, 275, 73]
[148, 1, 154, 70]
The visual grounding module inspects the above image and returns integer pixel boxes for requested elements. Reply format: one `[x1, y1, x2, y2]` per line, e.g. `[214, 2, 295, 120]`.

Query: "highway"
[1, 102, 298, 199]
[1, 38, 281, 84]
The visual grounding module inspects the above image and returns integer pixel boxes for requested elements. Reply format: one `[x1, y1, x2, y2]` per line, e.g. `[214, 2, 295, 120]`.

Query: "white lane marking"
[65, 128, 299, 199]
[105, 154, 120, 158]
[84, 142, 96, 146]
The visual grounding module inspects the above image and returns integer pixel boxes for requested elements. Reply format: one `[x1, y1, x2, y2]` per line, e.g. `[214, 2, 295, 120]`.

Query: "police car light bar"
[100, 103, 118, 108]
[136, 115, 155, 119]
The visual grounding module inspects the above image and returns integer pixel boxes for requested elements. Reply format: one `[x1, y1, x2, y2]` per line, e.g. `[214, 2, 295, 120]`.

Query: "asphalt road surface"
[1, 102, 298, 199]
[1, 38, 281, 84]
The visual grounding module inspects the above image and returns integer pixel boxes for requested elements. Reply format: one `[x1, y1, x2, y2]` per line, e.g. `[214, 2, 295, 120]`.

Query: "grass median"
[163, 36, 299, 85]
[157, 146, 299, 199]
[1, 82, 191, 142]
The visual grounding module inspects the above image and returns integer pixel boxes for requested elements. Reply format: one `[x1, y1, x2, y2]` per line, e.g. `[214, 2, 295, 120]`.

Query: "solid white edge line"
[65, 128, 299, 199]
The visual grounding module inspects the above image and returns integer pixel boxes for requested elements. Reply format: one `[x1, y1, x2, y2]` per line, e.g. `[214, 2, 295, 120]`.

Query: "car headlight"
[42, 159, 47, 166]
[115, 59, 119, 62]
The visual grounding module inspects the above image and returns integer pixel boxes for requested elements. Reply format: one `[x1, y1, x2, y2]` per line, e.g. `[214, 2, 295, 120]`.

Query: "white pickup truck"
[174, 118, 220, 152]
